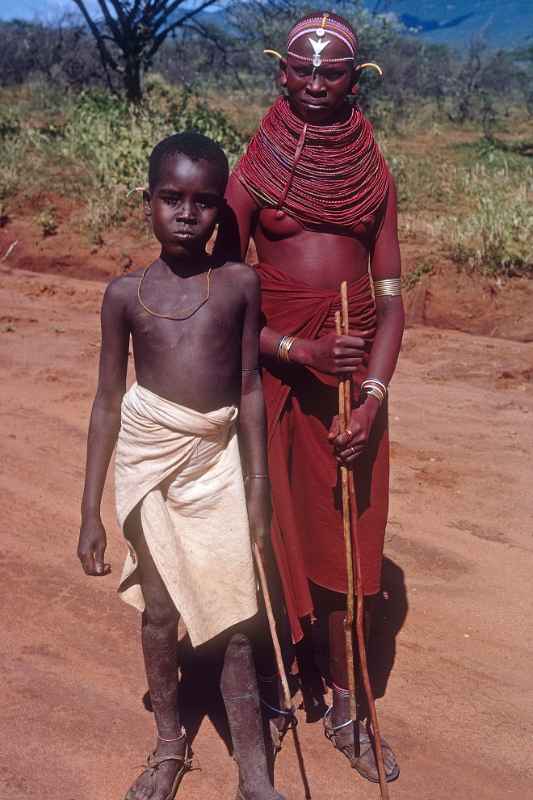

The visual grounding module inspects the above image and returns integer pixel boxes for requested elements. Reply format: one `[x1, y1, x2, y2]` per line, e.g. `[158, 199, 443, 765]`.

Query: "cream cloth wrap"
[116, 382, 258, 647]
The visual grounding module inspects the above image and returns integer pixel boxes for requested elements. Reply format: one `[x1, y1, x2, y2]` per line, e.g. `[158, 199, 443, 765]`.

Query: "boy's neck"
[159, 247, 212, 278]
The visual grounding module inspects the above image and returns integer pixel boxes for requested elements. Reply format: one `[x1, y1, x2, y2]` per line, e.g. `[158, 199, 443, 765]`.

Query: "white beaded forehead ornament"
[288, 13, 356, 67]
[264, 12, 382, 77]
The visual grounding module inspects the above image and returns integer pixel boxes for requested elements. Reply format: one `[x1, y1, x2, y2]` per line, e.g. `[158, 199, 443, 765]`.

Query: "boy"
[77, 132, 284, 800]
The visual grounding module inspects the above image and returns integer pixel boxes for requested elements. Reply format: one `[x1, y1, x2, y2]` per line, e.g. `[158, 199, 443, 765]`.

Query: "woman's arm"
[215, 174, 258, 263]
[365, 176, 405, 388]
[332, 177, 405, 464]
[219, 174, 369, 376]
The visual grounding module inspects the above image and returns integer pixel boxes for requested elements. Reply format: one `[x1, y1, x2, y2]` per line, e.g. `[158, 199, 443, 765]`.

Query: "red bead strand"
[235, 97, 389, 231]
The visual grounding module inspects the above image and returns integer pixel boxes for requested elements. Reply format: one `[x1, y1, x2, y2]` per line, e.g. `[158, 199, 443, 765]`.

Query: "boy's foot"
[260, 700, 297, 759]
[236, 787, 285, 800]
[124, 734, 191, 800]
[323, 707, 399, 783]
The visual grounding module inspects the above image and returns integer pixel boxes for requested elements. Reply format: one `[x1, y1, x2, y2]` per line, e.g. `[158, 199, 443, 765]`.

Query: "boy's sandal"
[323, 706, 399, 784]
[124, 742, 192, 800]
[260, 700, 298, 755]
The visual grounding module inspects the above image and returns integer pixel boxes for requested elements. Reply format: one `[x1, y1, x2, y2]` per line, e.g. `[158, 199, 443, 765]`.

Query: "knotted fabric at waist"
[120, 383, 238, 440]
[255, 262, 376, 343]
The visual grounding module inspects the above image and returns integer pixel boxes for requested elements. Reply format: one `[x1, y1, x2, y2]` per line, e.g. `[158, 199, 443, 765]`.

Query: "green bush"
[61, 84, 245, 191]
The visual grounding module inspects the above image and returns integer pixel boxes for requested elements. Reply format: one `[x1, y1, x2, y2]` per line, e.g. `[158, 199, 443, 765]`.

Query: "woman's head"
[280, 11, 359, 123]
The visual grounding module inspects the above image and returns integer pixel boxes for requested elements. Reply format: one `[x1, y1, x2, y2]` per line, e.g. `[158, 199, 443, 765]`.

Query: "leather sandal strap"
[323, 705, 356, 733]
[147, 752, 187, 769]
[260, 699, 297, 719]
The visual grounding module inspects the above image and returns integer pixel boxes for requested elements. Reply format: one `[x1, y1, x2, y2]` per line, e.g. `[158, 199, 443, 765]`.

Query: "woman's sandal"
[260, 699, 298, 758]
[124, 733, 192, 800]
[323, 706, 399, 783]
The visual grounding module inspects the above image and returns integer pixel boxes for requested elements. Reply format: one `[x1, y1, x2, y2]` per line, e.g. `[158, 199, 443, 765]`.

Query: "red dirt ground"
[1, 223, 532, 798]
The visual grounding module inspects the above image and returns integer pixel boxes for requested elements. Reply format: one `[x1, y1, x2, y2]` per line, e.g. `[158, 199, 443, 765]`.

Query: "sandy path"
[1, 267, 531, 800]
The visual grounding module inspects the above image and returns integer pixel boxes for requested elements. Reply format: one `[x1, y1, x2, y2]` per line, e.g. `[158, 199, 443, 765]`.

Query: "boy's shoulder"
[216, 260, 259, 293]
[102, 266, 146, 307]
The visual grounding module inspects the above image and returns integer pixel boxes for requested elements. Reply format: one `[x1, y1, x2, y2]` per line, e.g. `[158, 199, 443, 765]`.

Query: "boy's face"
[281, 37, 355, 124]
[145, 154, 223, 257]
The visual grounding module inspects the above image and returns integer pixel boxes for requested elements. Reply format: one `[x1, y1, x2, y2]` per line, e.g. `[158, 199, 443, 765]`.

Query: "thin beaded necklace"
[235, 97, 389, 231]
[137, 263, 213, 321]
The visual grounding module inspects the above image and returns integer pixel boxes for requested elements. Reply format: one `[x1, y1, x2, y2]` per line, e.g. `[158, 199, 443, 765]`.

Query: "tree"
[71, 1, 222, 102]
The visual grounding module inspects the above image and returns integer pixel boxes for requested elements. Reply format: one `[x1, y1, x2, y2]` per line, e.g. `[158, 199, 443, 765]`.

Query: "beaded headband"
[287, 13, 357, 67]
[263, 13, 382, 77]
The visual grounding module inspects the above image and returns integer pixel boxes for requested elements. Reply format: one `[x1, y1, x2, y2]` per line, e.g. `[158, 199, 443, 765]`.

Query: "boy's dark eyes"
[160, 194, 218, 208]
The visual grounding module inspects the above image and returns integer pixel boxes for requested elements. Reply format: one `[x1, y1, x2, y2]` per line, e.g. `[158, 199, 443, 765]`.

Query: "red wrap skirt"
[257, 263, 389, 642]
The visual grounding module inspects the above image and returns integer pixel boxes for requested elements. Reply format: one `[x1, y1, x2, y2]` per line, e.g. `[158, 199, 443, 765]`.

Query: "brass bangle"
[361, 378, 388, 396]
[362, 386, 384, 406]
[277, 335, 295, 362]
[373, 278, 402, 297]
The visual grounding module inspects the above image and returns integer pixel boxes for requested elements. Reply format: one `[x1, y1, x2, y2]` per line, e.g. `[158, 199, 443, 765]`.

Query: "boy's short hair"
[148, 132, 229, 193]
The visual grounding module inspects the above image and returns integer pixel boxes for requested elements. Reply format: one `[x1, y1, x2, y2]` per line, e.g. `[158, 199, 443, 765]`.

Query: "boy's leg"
[221, 629, 285, 800]
[124, 510, 187, 800]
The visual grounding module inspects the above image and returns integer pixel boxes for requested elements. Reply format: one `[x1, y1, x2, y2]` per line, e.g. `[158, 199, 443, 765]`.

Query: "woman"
[219, 11, 403, 784]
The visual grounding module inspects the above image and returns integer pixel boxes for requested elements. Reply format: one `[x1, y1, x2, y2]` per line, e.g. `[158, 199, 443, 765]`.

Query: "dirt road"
[1, 266, 531, 800]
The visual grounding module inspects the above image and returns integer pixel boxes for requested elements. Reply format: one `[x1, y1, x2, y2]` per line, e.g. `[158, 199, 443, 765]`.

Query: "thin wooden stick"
[253, 542, 291, 709]
[335, 309, 357, 723]
[253, 542, 312, 799]
[339, 281, 390, 800]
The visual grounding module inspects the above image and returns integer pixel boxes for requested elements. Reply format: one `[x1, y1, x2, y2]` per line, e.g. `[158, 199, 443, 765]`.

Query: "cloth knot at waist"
[121, 383, 238, 439]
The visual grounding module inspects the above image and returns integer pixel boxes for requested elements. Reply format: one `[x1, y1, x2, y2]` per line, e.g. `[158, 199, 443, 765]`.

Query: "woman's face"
[282, 36, 355, 124]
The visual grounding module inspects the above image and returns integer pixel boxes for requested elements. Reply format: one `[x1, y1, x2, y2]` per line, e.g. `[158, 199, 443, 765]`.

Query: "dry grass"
[1, 79, 532, 276]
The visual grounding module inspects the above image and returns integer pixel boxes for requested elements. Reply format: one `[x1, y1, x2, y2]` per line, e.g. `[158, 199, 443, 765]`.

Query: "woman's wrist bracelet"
[277, 335, 295, 362]
[246, 474, 270, 480]
[360, 378, 388, 407]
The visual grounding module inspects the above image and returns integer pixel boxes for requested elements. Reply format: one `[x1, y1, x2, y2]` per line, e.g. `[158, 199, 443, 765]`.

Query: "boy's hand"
[78, 516, 111, 576]
[245, 478, 271, 553]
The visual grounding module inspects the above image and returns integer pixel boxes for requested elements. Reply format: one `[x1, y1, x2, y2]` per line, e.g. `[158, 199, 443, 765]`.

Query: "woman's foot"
[324, 705, 399, 783]
[124, 733, 190, 800]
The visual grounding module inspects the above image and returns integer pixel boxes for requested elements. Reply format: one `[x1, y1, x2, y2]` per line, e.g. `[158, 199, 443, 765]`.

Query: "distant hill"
[1, 1, 531, 51]
[365, 1, 532, 49]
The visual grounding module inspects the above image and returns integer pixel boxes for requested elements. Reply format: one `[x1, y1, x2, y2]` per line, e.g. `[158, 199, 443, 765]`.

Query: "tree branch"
[95, 0, 123, 42]
[156, 0, 219, 40]
[71, 0, 119, 71]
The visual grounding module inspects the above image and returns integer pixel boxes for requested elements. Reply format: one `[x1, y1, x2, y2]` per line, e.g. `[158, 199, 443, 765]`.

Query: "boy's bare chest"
[129, 282, 243, 357]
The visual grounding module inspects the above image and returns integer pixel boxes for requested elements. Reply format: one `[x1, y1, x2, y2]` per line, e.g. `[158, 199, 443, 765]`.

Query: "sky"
[0, 0, 88, 20]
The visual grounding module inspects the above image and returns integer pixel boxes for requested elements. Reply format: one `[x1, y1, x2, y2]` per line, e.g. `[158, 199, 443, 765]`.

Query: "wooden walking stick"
[339, 281, 390, 800]
[253, 542, 311, 799]
[335, 309, 358, 725]
[253, 542, 292, 708]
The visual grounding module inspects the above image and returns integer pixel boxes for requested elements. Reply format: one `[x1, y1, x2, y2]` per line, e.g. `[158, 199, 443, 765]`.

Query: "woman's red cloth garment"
[257, 262, 389, 643]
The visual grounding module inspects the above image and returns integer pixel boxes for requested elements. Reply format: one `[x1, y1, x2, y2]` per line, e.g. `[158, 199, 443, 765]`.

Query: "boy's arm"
[237, 267, 271, 552]
[78, 279, 130, 576]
